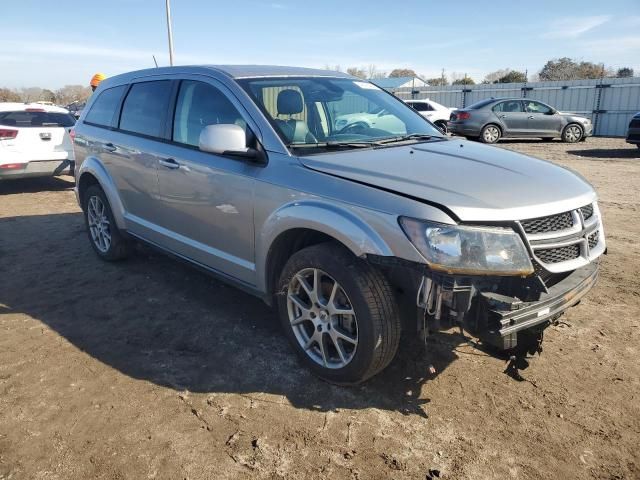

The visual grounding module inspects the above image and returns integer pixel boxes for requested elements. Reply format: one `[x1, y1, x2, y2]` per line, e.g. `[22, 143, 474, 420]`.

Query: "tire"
[276, 242, 400, 385]
[480, 124, 501, 144]
[83, 184, 130, 261]
[562, 123, 583, 143]
[434, 120, 448, 134]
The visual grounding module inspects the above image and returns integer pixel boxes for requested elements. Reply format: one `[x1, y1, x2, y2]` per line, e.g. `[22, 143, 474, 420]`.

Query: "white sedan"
[0, 103, 76, 180]
[404, 98, 453, 133]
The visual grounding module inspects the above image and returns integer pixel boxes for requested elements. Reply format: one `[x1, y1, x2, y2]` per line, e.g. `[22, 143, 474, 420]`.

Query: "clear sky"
[1, 0, 639, 89]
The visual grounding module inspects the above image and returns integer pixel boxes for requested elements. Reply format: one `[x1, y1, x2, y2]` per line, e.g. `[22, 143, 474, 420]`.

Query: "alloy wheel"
[87, 195, 111, 253]
[286, 268, 358, 369]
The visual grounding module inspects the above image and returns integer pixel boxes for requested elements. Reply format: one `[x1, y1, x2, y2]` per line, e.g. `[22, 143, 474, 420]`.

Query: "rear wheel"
[277, 243, 400, 385]
[562, 123, 583, 143]
[83, 185, 130, 261]
[480, 124, 501, 144]
[434, 120, 448, 134]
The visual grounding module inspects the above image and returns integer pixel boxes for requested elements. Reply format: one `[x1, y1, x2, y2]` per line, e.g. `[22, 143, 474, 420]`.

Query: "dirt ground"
[1, 137, 639, 480]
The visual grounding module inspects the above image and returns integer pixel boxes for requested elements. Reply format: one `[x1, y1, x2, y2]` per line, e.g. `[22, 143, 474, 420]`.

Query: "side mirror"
[199, 124, 248, 154]
[546, 108, 557, 115]
[199, 124, 266, 164]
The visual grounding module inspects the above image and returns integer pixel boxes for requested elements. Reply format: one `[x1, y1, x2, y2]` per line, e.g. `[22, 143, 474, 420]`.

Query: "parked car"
[333, 106, 406, 136]
[626, 112, 640, 149]
[73, 66, 605, 384]
[0, 103, 76, 180]
[404, 98, 452, 133]
[448, 97, 593, 144]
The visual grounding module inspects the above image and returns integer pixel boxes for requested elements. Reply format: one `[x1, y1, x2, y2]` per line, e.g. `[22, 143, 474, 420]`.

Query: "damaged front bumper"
[415, 261, 599, 350]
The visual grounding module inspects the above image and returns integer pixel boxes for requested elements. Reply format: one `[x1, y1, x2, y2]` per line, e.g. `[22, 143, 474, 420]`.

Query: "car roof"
[0, 102, 69, 113]
[100, 65, 355, 88]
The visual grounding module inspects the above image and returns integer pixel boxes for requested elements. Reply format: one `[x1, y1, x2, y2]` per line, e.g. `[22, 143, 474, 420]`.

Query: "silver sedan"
[448, 97, 593, 144]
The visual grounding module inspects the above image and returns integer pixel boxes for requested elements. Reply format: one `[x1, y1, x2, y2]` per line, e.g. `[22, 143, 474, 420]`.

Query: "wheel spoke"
[317, 333, 328, 367]
[333, 327, 357, 345]
[330, 331, 347, 364]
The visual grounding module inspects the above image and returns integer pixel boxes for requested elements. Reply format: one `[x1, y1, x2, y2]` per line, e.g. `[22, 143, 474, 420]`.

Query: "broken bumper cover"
[479, 262, 598, 349]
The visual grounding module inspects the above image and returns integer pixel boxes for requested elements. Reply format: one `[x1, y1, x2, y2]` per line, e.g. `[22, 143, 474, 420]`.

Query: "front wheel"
[562, 123, 583, 143]
[277, 243, 400, 385]
[480, 124, 501, 144]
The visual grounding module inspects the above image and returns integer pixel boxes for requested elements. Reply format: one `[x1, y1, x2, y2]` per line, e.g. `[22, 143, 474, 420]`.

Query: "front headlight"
[400, 218, 534, 276]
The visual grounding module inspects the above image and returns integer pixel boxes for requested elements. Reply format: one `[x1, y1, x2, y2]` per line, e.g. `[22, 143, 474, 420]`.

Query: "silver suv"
[73, 66, 605, 384]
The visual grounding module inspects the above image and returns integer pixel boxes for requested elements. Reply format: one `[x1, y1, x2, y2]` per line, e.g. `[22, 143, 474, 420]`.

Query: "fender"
[256, 200, 394, 293]
[76, 156, 127, 230]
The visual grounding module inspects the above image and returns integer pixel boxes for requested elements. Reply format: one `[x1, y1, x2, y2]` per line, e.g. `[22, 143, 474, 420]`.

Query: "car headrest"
[277, 89, 303, 115]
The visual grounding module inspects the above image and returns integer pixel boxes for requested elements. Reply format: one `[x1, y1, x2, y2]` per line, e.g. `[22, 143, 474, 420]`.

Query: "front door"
[155, 79, 257, 285]
[524, 100, 563, 137]
[492, 100, 528, 136]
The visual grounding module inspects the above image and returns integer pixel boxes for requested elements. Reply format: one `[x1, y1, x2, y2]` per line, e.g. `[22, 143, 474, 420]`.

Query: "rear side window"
[85, 85, 126, 127]
[119, 81, 172, 138]
[0, 111, 76, 128]
[493, 100, 523, 113]
[413, 103, 434, 112]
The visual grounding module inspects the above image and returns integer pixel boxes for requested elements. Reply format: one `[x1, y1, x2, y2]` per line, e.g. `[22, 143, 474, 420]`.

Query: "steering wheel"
[336, 121, 370, 135]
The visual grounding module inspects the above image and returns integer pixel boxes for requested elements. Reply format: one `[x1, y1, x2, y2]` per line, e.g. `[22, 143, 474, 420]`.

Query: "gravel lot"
[1, 137, 639, 480]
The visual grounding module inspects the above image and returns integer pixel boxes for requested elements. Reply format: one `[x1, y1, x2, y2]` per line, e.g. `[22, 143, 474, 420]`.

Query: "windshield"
[238, 77, 443, 151]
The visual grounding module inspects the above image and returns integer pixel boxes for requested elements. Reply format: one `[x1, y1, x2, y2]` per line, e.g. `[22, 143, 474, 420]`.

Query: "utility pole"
[441, 68, 445, 86]
[166, 0, 175, 66]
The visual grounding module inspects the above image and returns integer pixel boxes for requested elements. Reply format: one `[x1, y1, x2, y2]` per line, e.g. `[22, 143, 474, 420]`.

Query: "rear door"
[524, 100, 563, 136]
[492, 100, 528, 135]
[102, 80, 173, 233]
[0, 110, 75, 163]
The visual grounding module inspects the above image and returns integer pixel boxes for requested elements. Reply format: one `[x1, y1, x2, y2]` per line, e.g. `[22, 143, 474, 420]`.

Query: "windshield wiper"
[288, 140, 381, 149]
[375, 133, 436, 144]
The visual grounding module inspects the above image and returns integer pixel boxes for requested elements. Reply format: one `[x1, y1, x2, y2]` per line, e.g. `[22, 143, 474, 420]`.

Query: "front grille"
[536, 244, 581, 264]
[521, 211, 573, 234]
[588, 230, 599, 249]
[580, 204, 594, 220]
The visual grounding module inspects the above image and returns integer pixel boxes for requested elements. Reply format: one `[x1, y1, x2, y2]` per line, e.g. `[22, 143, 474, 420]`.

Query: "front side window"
[524, 101, 552, 114]
[173, 80, 247, 147]
[493, 100, 523, 113]
[85, 85, 126, 127]
[119, 81, 172, 137]
[239, 77, 442, 151]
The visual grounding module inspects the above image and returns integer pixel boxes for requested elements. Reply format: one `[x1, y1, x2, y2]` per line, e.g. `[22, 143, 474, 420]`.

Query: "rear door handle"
[498, 114, 506, 118]
[104, 142, 116, 152]
[159, 158, 180, 169]
[527, 115, 535, 119]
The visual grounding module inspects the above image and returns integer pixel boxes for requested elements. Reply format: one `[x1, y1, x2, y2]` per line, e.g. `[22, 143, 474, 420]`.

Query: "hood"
[298, 139, 596, 222]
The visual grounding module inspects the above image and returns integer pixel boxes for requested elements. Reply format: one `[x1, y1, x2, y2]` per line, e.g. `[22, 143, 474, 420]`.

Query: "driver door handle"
[159, 158, 180, 169]
[527, 115, 535, 119]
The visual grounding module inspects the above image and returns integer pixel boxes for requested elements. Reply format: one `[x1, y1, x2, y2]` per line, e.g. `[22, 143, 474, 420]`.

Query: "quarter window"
[84, 85, 126, 127]
[119, 81, 172, 138]
[172, 80, 247, 147]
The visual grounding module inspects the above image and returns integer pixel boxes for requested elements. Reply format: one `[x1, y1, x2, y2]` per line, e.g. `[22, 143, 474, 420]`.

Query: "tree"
[55, 85, 92, 106]
[0, 88, 21, 102]
[539, 57, 613, 81]
[617, 67, 634, 78]
[19, 87, 43, 103]
[388, 68, 417, 78]
[483, 69, 511, 84]
[41, 89, 57, 103]
[367, 64, 386, 79]
[425, 77, 448, 86]
[346, 67, 367, 79]
[452, 77, 475, 85]
[498, 70, 527, 83]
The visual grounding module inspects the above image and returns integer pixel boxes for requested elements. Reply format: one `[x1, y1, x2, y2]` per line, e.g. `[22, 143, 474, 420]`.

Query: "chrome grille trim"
[518, 202, 605, 274]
